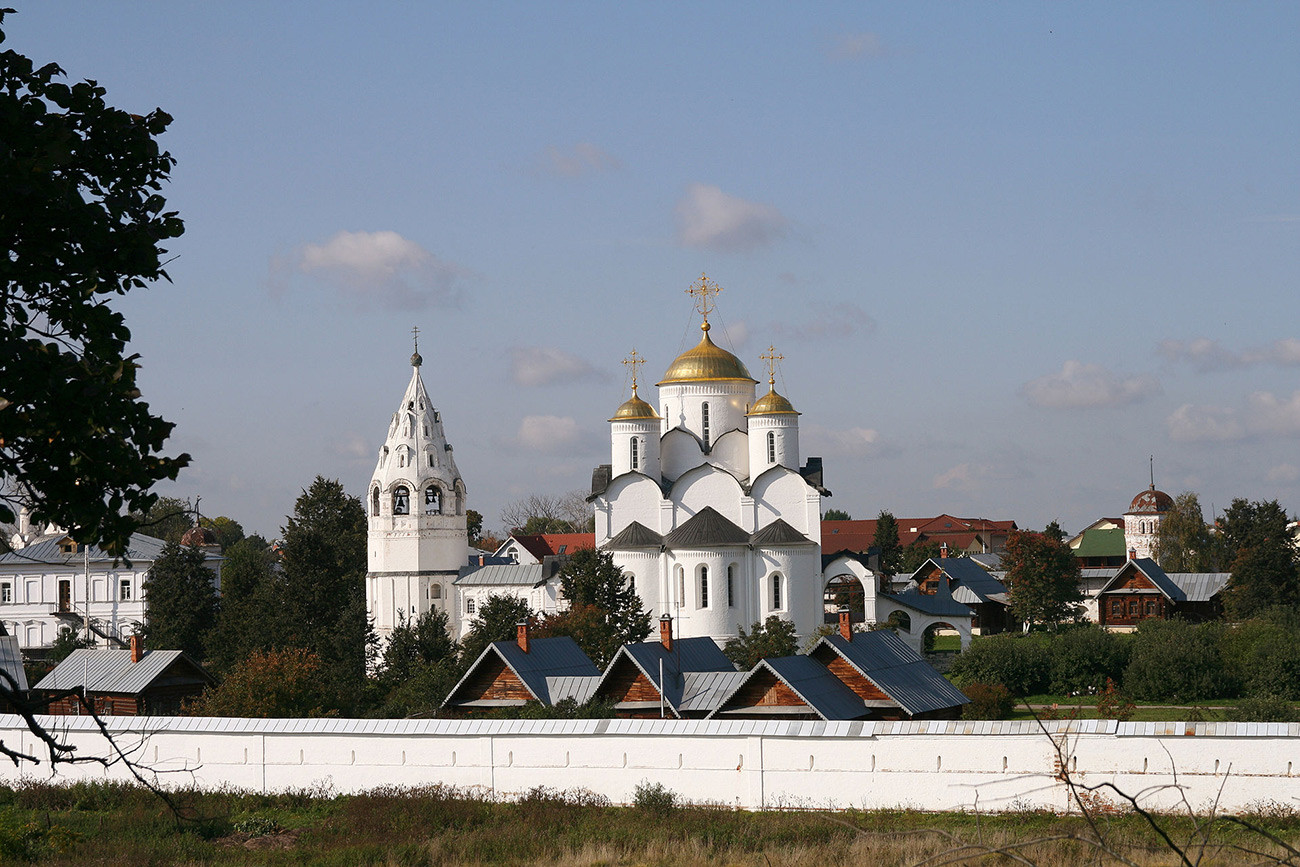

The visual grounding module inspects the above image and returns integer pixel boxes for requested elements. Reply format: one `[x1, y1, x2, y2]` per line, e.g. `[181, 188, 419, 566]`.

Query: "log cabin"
[1096, 556, 1228, 629]
[33, 635, 213, 716]
[593, 615, 743, 718]
[442, 622, 601, 712]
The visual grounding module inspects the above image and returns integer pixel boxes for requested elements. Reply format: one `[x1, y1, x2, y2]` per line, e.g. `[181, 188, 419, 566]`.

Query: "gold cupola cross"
[622, 348, 646, 395]
[760, 345, 784, 387]
[686, 273, 722, 325]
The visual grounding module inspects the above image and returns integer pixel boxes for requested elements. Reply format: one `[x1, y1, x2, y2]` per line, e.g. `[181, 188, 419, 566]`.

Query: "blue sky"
[11, 3, 1300, 538]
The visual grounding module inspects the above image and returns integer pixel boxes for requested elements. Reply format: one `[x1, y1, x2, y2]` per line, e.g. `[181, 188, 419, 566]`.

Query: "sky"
[9, 3, 1300, 539]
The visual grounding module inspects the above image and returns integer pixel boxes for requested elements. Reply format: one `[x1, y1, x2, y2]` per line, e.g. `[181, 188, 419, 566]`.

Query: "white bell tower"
[366, 328, 468, 643]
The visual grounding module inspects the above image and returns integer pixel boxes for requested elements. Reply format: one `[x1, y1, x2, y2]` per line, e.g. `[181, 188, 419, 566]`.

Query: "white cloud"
[675, 183, 789, 252]
[540, 142, 621, 178]
[1159, 337, 1300, 371]
[1268, 463, 1300, 483]
[828, 31, 887, 61]
[1166, 403, 1246, 443]
[286, 230, 467, 310]
[329, 433, 372, 460]
[1168, 390, 1300, 443]
[510, 346, 605, 387]
[514, 415, 581, 451]
[803, 424, 887, 456]
[1021, 361, 1160, 409]
[772, 302, 877, 341]
[933, 463, 987, 492]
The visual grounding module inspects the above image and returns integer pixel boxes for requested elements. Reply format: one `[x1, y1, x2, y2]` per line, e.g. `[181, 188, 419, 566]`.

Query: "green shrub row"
[949, 610, 1300, 704]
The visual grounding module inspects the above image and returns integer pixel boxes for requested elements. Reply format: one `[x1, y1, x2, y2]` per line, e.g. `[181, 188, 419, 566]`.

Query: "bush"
[632, 780, 677, 814]
[1123, 619, 1231, 702]
[1228, 695, 1299, 723]
[1222, 612, 1300, 700]
[1094, 678, 1135, 721]
[947, 633, 1050, 696]
[961, 682, 1014, 720]
[1047, 625, 1130, 695]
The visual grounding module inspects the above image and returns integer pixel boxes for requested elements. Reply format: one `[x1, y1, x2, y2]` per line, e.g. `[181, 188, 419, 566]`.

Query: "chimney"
[516, 621, 530, 654]
[129, 634, 143, 664]
[659, 614, 673, 652]
[838, 609, 852, 642]
[940, 542, 948, 559]
[1128, 547, 1137, 561]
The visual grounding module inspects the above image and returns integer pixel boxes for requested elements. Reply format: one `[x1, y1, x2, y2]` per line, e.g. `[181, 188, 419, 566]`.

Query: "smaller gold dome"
[610, 393, 659, 422]
[748, 388, 800, 416]
[658, 324, 756, 385]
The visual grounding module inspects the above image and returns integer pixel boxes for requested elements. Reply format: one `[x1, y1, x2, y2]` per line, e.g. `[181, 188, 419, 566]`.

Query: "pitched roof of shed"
[444, 636, 600, 706]
[915, 557, 1007, 603]
[1073, 528, 1128, 558]
[713, 656, 867, 721]
[601, 636, 738, 713]
[815, 632, 970, 716]
[34, 648, 211, 695]
[1099, 559, 1230, 603]
[663, 507, 750, 547]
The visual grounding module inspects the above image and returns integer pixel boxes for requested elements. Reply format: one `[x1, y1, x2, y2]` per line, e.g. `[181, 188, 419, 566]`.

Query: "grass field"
[3, 780, 1300, 865]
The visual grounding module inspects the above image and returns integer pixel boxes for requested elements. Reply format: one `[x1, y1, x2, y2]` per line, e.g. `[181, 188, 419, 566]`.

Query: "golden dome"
[658, 323, 756, 385]
[748, 387, 799, 416]
[610, 392, 659, 422]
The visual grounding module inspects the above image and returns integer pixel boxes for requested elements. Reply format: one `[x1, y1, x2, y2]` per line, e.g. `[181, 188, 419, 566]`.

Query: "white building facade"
[591, 283, 830, 643]
[365, 346, 469, 644]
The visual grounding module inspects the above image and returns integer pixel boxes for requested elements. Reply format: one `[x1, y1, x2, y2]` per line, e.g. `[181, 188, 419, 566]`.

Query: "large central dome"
[658, 323, 756, 385]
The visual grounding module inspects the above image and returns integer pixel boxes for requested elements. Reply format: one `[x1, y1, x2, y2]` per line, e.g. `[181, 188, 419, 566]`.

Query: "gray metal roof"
[0, 532, 221, 567]
[1099, 558, 1184, 600]
[545, 675, 601, 704]
[0, 636, 28, 692]
[600, 637, 738, 713]
[663, 508, 750, 548]
[913, 557, 1007, 603]
[1168, 572, 1231, 603]
[713, 656, 867, 721]
[886, 584, 973, 617]
[750, 519, 814, 546]
[444, 636, 600, 707]
[34, 648, 211, 695]
[602, 522, 664, 549]
[678, 670, 749, 713]
[814, 632, 969, 716]
[455, 563, 549, 587]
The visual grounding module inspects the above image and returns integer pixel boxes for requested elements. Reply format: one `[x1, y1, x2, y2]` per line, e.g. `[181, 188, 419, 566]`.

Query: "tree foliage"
[140, 541, 218, 660]
[723, 615, 797, 669]
[187, 648, 330, 718]
[541, 548, 650, 664]
[1122, 619, 1231, 702]
[873, 510, 902, 577]
[1152, 492, 1223, 572]
[822, 508, 851, 521]
[1002, 529, 1083, 628]
[130, 496, 194, 545]
[377, 609, 456, 687]
[499, 491, 591, 535]
[1219, 498, 1300, 620]
[458, 594, 534, 668]
[899, 541, 943, 575]
[0, 11, 188, 556]
[205, 535, 277, 674]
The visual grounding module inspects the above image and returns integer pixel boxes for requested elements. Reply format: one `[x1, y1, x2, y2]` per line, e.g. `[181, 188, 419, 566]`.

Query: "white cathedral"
[367, 278, 893, 646]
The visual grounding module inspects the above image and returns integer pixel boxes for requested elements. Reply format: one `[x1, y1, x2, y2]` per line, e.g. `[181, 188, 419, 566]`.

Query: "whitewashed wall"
[2, 715, 1297, 813]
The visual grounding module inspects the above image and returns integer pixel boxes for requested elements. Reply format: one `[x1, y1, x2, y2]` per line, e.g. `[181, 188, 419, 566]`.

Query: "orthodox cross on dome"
[410, 325, 423, 367]
[686, 273, 722, 328]
[760, 345, 784, 387]
[622, 348, 646, 396]
[1149, 455, 1155, 489]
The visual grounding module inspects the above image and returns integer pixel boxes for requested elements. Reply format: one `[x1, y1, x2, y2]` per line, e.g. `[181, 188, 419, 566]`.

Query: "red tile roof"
[821, 515, 1018, 554]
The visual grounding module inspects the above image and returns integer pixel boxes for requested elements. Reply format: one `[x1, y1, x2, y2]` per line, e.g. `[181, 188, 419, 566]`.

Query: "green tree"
[0, 11, 188, 557]
[1002, 529, 1083, 628]
[499, 491, 590, 535]
[723, 615, 798, 669]
[822, 508, 852, 521]
[187, 648, 330, 718]
[873, 510, 902, 577]
[276, 477, 371, 713]
[130, 496, 194, 545]
[948, 632, 1051, 696]
[205, 535, 277, 674]
[202, 515, 245, 551]
[1219, 499, 1300, 619]
[544, 548, 651, 664]
[466, 509, 484, 545]
[1123, 619, 1231, 702]
[458, 594, 534, 668]
[899, 541, 943, 575]
[141, 541, 218, 659]
[1152, 492, 1223, 572]
[377, 609, 456, 687]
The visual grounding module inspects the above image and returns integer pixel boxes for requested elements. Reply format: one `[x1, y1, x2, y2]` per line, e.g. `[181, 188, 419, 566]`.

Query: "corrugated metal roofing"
[678, 670, 748, 712]
[1100, 558, 1184, 600]
[816, 632, 969, 716]
[604, 637, 737, 712]
[0, 636, 28, 692]
[34, 649, 209, 695]
[886, 587, 973, 617]
[917, 558, 1007, 602]
[0, 532, 221, 566]
[545, 675, 600, 704]
[714, 656, 867, 721]
[603, 521, 664, 549]
[445, 637, 600, 707]
[1072, 527, 1127, 558]
[663, 508, 750, 548]
[750, 519, 814, 546]
[455, 563, 548, 587]
[1167, 572, 1231, 602]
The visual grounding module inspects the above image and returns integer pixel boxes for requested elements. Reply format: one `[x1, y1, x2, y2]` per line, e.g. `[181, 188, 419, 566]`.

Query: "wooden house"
[593, 615, 743, 718]
[442, 623, 601, 712]
[33, 636, 213, 716]
[905, 555, 1011, 635]
[1097, 557, 1228, 629]
[709, 654, 869, 721]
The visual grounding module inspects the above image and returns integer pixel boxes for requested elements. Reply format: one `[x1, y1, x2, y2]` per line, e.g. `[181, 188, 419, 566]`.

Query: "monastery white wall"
[3, 716, 1298, 814]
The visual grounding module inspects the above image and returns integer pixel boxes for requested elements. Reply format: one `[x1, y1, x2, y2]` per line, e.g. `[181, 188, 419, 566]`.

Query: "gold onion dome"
[610, 391, 659, 422]
[748, 387, 799, 416]
[658, 323, 757, 385]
